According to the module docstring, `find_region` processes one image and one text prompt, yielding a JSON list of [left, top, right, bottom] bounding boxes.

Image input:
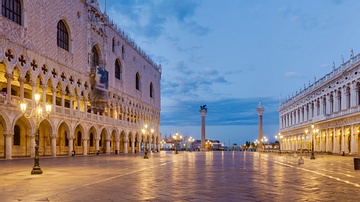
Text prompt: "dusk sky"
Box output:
[[98, 0, 360, 146]]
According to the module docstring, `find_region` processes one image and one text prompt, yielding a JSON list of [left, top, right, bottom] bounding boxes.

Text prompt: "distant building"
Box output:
[[279, 51, 359, 155]]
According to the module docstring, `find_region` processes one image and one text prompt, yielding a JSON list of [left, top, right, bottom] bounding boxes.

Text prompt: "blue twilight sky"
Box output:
[[98, 0, 360, 145]]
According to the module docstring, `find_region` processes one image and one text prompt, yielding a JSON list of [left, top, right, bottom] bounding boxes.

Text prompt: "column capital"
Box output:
[[4, 73, 13, 79], [3, 133, 14, 138]]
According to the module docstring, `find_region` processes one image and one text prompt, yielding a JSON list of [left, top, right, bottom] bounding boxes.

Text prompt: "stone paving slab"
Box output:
[[0, 151, 360, 202]]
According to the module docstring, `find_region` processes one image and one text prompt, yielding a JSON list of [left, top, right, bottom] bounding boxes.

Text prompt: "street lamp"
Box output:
[[188, 137, 194, 152], [20, 93, 52, 175], [254, 139, 259, 151], [305, 124, 318, 160], [141, 124, 154, 159], [261, 136, 268, 151], [206, 140, 211, 150], [161, 139, 166, 151], [173, 131, 182, 154]]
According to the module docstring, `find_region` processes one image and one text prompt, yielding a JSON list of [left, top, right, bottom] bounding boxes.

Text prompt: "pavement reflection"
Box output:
[[0, 151, 359, 201]]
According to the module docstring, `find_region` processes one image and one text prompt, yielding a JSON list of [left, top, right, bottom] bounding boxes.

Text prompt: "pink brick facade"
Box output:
[[0, 0, 161, 159]]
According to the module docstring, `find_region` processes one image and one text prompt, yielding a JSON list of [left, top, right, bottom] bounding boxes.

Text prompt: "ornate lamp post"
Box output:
[[305, 125, 318, 160], [141, 124, 154, 159], [188, 137, 194, 152], [20, 93, 52, 175], [173, 131, 182, 154]]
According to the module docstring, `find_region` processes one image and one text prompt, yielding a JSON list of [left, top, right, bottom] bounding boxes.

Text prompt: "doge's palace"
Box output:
[[279, 50, 360, 156], [0, 0, 161, 159]]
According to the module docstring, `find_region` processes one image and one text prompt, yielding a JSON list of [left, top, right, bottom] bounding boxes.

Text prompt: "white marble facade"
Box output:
[[279, 51, 360, 155]]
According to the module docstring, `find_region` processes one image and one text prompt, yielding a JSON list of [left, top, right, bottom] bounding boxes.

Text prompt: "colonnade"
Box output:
[[280, 125, 360, 155]]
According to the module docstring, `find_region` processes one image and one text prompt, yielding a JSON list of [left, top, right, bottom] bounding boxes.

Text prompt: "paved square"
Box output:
[[1, 152, 360, 201]]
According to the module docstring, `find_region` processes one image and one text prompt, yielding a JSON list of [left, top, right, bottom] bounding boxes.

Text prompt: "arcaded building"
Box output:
[[0, 0, 161, 159], [279, 51, 360, 155]]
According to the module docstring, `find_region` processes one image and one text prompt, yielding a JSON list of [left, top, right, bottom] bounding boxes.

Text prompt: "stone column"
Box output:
[[351, 83, 357, 107], [5, 73, 12, 104], [95, 138, 100, 153], [83, 138, 88, 155], [68, 138, 74, 156], [61, 89, 66, 113], [41, 85, 47, 103], [334, 128, 338, 153], [4, 133, 13, 159], [106, 140, 110, 154], [51, 136, 57, 157], [124, 140, 128, 153], [31, 82, 37, 108], [52, 88, 56, 111], [19, 77, 25, 101], [199, 106, 208, 151], [341, 126, 345, 154], [350, 125, 355, 154], [256, 102, 264, 150], [131, 139, 135, 153], [138, 138, 142, 153], [325, 129, 329, 152], [69, 93, 74, 113], [77, 95, 81, 114], [84, 98, 88, 114]]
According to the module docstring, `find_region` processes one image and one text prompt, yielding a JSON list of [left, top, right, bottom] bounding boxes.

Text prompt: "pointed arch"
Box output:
[[115, 59, 122, 80], [135, 72, 141, 90], [150, 82, 154, 98]]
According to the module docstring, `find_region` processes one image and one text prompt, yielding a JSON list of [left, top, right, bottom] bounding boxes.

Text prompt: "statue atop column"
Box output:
[[256, 101, 264, 151], [199, 105, 207, 151]]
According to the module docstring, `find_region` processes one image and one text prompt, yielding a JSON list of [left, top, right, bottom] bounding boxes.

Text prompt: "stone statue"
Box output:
[[350, 49, 354, 58], [200, 105, 207, 110], [341, 55, 344, 64]]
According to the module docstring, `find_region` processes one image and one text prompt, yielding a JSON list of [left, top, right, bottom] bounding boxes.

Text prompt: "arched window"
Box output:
[[77, 131, 82, 146], [57, 20, 69, 51], [92, 46, 99, 67], [90, 133, 94, 147], [338, 90, 342, 112], [150, 82, 154, 98], [2, 0, 21, 25], [115, 60, 122, 80], [136, 72, 140, 90], [14, 125, 20, 145]]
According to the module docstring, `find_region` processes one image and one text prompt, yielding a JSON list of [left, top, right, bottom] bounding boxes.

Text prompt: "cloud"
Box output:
[[161, 62, 229, 98], [285, 71, 302, 78], [106, 0, 208, 39], [278, 6, 320, 30], [161, 97, 279, 127]]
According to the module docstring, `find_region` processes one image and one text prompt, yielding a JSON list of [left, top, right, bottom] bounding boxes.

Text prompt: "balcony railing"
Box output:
[[1, 97, 139, 128]]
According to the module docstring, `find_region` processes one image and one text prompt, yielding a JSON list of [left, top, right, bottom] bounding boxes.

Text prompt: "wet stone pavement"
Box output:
[[1, 151, 360, 202]]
